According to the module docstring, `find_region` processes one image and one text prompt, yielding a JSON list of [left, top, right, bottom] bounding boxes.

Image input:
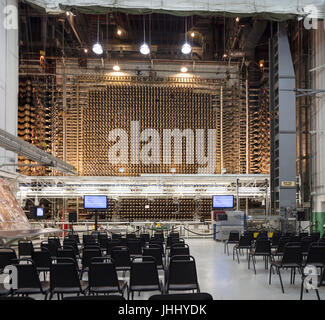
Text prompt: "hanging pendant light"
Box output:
[[140, 15, 150, 55], [181, 17, 192, 55], [92, 16, 103, 55]]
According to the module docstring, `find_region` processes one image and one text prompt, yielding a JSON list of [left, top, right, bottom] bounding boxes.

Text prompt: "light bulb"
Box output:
[[113, 65, 120, 71], [140, 43, 150, 55], [180, 66, 188, 73], [92, 43, 103, 55], [191, 32, 195, 38], [117, 29, 122, 36], [181, 43, 192, 54]]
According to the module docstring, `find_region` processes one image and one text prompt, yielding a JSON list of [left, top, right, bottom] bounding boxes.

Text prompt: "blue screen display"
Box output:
[[36, 207, 44, 217], [84, 195, 107, 209], [212, 195, 234, 209]]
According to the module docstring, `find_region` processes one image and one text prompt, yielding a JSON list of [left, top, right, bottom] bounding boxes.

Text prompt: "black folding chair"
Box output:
[[49, 257, 88, 300], [248, 240, 271, 274], [31, 248, 51, 281], [269, 244, 303, 293], [88, 257, 127, 297], [166, 256, 200, 294], [18, 240, 34, 258], [128, 256, 163, 299], [224, 231, 239, 256], [12, 259, 49, 300]]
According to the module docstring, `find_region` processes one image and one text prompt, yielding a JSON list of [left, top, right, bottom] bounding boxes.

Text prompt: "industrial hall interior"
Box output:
[[0, 0, 325, 302]]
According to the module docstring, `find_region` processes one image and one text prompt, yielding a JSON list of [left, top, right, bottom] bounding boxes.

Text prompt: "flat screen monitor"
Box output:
[[212, 195, 234, 209], [84, 195, 107, 209], [36, 207, 44, 217], [30, 207, 45, 219]]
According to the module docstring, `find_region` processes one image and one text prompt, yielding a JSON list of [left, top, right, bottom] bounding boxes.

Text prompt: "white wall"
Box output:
[[312, 21, 325, 213], [0, 0, 18, 173]]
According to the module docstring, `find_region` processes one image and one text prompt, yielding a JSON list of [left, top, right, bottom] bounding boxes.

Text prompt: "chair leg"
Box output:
[[316, 289, 320, 301], [252, 256, 256, 275], [236, 248, 240, 264], [300, 277, 304, 300], [278, 268, 285, 294], [269, 265, 272, 285], [248, 254, 250, 269]]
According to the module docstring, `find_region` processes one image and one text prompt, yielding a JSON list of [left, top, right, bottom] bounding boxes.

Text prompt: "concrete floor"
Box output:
[[20, 239, 325, 300]]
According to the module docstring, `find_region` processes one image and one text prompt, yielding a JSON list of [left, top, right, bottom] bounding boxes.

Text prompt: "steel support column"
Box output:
[[269, 24, 297, 231]]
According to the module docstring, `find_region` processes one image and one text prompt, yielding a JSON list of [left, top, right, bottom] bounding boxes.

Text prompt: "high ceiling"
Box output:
[[19, 1, 272, 66]]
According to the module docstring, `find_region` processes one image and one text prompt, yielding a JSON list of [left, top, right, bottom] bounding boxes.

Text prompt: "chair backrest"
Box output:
[[142, 248, 163, 266], [130, 257, 160, 287], [106, 239, 121, 255], [153, 232, 164, 241], [88, 257, 120, 289], [0, 248, 17, 270], [281, 245, 303, 265], [167, 256, 199, 288], [63, 239, 79, 255], [140, 233, 150, 243], [18, 240, 34, 257], [83, 234, 98, 245], [254, 240, 271, 253], [82, 248, 102, 268], [149, 241, 164, 252], [170, 247, 190, 259], [276, 238, 291, 253], [50, 258, 81, 290], [31, 248, 51, 269], [68, 233, 80, 244], [301, 237, 314, 253], [228, 231, 240, 242], [170, 241, 186, 248], [111, 247, 131, 268], [127, 240, 142, 255], [310, 232, 320, 243], [48, 237, 61, 249], [112, 233, 122, 241], [306, 245, 325, 265], [14, 259, 43, 291], [126, 233, 136, 240], [238, 236, 252, 247], [58, 246, 77, 262], [99, 234, 109, 249], [169, 232, 179, 239]]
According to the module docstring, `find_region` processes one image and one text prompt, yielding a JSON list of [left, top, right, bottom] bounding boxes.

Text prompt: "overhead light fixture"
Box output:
[[117, 28, 122, 36], [113, 65, 120, 71], [191, 32, 195, 38], [180, 66, 188, 73], [140, 16, 150, 55], [223, 53, 228, 58], [181, 17, 192, 55], [181, 43, 192, 55], [236, 17, 240, 22], [140, 43, 150, 55], [84, 48, 88, 54], [92, 16, 103, 55], [92, 43, 103, 55]]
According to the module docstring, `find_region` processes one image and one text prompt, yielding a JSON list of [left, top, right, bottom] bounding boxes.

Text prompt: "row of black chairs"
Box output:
[[0, 253, 200, 300], [225, 231, 325, 299]]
